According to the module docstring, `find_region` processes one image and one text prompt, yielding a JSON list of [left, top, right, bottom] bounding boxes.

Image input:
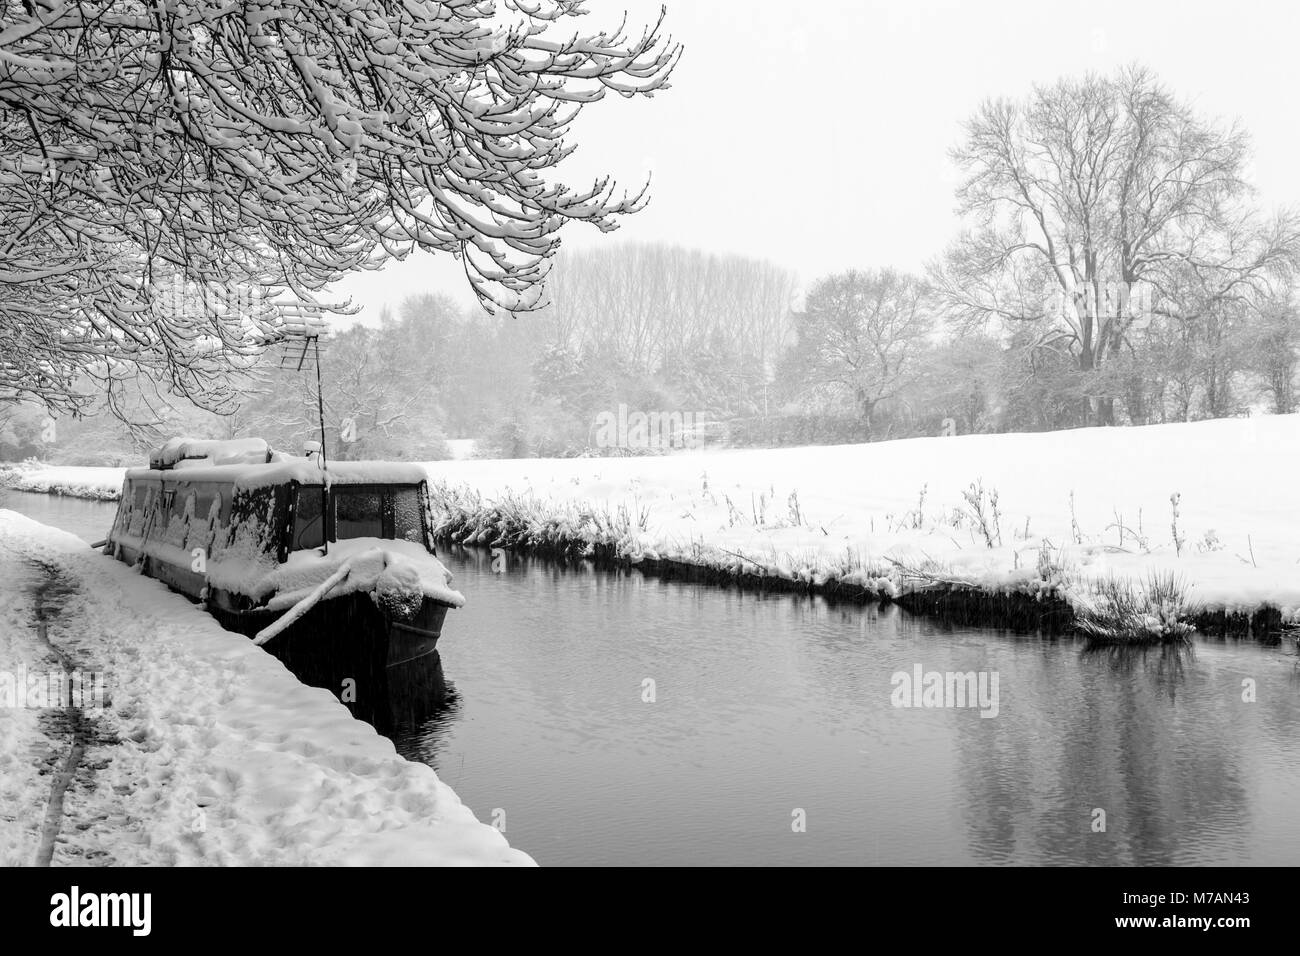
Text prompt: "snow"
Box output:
[[0, 457, 430, 498], [0, 463, 123, 500], [206, 537, 466, 613], [127, 458, 432, 491], [10, 414, 1300, 617], [150, 436, 270, 469], [0, 562, 44, 866], [444, 439, 479, 461], [421, 414, 1300, 620], [0, 511, 532, 867]]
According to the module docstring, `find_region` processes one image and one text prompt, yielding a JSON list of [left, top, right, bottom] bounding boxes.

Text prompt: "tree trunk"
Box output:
[[1078, 337, 1098, 427], [860, 395, 877, 441], [1095, 396, 1116, 426]]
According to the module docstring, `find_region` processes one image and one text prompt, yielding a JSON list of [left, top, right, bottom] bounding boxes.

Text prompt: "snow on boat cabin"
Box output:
[[103, 438, 465, 728]]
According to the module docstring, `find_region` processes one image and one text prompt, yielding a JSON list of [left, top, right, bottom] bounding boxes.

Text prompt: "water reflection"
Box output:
[[398, 543, 1300, 866], [959, 638, 1260, 866], [286, 644, 458, 736], [1079, 640, 1196, 701]]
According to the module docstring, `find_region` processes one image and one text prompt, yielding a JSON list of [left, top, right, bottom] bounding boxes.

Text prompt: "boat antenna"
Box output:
[[269, 304, 334, 554], [309, 333, 328, 556], [272, 307, 331, 465], [312, 335, 328, 475]]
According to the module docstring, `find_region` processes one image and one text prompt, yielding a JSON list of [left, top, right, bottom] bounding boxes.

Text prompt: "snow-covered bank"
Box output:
[[0, 511, 533, 866], [0, 463, 123, 500], [422, 415, 1300, 630]]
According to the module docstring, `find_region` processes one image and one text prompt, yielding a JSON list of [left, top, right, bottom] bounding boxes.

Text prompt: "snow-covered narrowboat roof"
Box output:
[[124, 457, 430, 490], [149, 436, 272, 470], [126, 437, 429, 489]]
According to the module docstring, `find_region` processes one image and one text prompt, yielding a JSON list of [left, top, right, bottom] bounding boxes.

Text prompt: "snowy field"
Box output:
[[0, 512, 532, 866], [5, 415, 1299, 621], [420, 415, 1300, 624]]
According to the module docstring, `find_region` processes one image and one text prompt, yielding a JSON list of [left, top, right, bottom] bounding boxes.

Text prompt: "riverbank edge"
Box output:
[[425, 497, 1288, 644], [5, 472, 1286, 643], [0, 468, 120, 501]]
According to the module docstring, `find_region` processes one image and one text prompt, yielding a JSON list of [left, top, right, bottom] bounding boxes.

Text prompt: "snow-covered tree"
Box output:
[[0, 0, 679, 415], [934, 66, 1299, 426]]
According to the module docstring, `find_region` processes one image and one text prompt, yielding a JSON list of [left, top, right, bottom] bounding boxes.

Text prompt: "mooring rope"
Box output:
[[252, 549, 380, 646]]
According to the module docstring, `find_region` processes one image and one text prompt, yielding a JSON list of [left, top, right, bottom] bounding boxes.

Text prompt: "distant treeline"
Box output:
[[3, 238, 1296, 465]]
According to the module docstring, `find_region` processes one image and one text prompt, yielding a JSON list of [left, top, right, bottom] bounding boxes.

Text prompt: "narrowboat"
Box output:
[[104, 437, 463, 728]]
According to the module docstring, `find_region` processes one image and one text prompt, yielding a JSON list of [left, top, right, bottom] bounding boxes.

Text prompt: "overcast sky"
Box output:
[[331, 0, 1300, 325]]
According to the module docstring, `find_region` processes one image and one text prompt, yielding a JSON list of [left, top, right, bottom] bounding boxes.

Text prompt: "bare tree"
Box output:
[[934, 66, 1299, 425], [784, 269, 933, 437], [0, 0, 680, 416], [541, 242, 798, 374], [1243, 290, 1299, 414]]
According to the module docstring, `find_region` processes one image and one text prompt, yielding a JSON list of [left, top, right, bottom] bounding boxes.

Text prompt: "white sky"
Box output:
[[331, 0, 1300, 324]]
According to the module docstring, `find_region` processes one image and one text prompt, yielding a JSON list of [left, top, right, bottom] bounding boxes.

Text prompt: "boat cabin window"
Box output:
[[293, 485, 326, 550], [192, 490, 217, 527], [331, 484, 427, 546], [286, 483, 429, 551], [391, 487, 425, 543], [334, 488, 384, 540]]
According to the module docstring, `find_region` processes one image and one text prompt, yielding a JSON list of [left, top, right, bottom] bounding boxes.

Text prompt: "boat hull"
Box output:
[[115, 546, 452, 731]]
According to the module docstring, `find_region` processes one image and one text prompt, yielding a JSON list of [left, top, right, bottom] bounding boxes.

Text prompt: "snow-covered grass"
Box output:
[[422, 415, 1300, 641], [0, 511, 532, 866], [1071, 572, 1197, 644]]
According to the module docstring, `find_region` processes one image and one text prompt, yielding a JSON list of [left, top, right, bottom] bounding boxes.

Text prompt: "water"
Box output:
[[1, 490, 114, 544], [7, 489, 1300, 866]]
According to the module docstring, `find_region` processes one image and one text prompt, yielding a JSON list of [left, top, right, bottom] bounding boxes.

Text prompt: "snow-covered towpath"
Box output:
[[0, 511, 532, 866]]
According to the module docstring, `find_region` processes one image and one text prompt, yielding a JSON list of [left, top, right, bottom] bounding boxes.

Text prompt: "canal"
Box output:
[[5, 488, 1299, 866]]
